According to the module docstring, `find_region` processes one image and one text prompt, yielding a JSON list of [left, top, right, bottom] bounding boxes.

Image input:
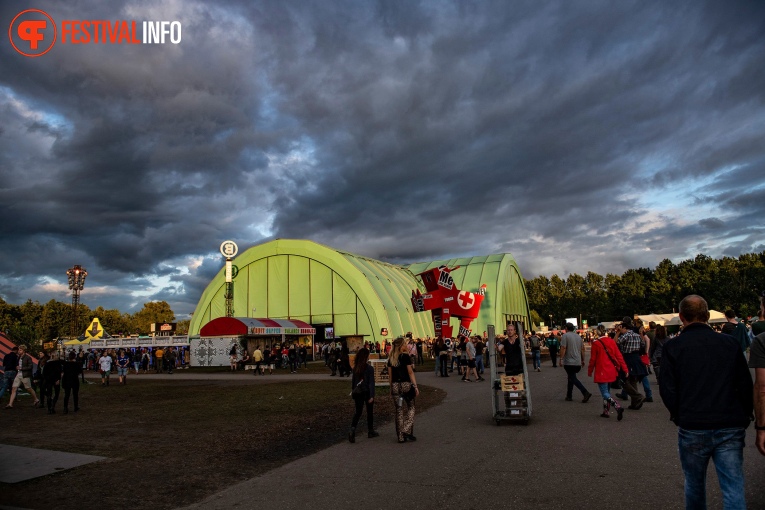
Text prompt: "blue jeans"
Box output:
[[678, 427, 746, 510], [434, 355, 440, 375], [0, 370, 16, 399], [532, 350, 541, 369], [597, 382, 611, 400], [475, 354, 484, 374], [642, 375, 653, 398]]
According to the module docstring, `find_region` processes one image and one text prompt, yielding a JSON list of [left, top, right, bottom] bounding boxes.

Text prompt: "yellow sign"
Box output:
[[84, 318, 109, 339]]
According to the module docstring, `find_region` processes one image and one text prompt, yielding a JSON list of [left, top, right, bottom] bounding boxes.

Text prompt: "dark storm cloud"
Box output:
[[1, 0, 764, 315]]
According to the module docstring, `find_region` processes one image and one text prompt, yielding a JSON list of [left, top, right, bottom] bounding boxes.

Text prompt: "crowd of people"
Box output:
[[342, 293, 765, 510]]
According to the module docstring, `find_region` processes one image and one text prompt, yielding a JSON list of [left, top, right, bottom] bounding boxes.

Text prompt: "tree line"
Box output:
[[525, 252, 765, 328], [0, 298, 189, 349]]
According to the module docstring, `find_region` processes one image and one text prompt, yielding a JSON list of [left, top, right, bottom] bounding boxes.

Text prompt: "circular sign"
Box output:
[[457, 291, 476, 310], [9, 9, 57, 58], [219, 240, 238, 258]]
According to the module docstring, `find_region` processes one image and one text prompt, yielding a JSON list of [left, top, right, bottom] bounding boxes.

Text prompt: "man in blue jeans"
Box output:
[[660, 295, 753, 510]]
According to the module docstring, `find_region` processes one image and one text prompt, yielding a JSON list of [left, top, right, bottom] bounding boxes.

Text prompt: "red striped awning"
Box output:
[[200, 317, 316, 337]]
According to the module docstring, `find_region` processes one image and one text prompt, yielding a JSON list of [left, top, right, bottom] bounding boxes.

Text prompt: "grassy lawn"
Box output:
[[1, 377, 445, 510]]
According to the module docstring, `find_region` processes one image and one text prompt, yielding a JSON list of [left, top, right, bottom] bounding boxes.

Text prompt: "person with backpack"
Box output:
[[546, 333, 560, 368]]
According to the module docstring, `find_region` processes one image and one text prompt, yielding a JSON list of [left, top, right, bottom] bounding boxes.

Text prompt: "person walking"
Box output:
[[348, 347, 379, 443], [615, 318, 646, 410], [99, 350, 113, 386], [474, 336, 485, 376], [155, 347, 164, 373], [62, 351, 81, 414], [546, 333, 560, 368], [0, 346, 19, 402], [228, 345, 237, 371], [462, 336, 482, 382], [253, 346, 263, 375], [388, 337, 419, 443], [7, 345, 39, 408], [42, 354, 63, 414], [660, 295, 753, 509], [116, 348, 130, 385], [529, 331, 542, 372], [588, 325, 626, 420], [648, 325, 668, 384], [500, 325, 524, 376], [436, 338, 449, 377], [76, 349, 87, 382], [165, 347, 177, 374], [750, 291, 765, 457], [560, 323, 592, 403]]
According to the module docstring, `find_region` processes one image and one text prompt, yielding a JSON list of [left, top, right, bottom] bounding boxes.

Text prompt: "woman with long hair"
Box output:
[[348, 347, 379, 443], [388, 337, 419, 443]]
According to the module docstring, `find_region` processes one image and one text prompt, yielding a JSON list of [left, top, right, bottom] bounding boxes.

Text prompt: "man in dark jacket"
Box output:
[[660, 295, 753, 510], [42, 354, 63, 414]]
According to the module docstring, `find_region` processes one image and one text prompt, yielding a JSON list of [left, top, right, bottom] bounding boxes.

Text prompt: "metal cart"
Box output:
[[488, 322, 532, 425]]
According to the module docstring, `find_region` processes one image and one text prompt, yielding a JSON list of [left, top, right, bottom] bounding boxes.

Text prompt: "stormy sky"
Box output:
[[1, 0, 764, 317]]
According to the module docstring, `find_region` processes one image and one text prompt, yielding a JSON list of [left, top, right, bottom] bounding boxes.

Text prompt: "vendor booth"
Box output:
[[192, 317, 316, 367]]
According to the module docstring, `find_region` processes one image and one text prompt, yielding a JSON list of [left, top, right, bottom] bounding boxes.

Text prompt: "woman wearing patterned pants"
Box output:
[[387, 337, 419, 443]]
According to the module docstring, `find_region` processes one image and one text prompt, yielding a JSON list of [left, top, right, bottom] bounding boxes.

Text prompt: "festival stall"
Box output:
[[192, 317, 316, 367]]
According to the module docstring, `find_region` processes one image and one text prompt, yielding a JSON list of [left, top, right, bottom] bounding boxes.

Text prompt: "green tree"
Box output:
[[132, 301, 176, 335], [176, 319, 190, 335]]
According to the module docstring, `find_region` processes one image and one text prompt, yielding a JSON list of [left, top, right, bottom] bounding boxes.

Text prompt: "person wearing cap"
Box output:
[[660, 295, 753, 508]]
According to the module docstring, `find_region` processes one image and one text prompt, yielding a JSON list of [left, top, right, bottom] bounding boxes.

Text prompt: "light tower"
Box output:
[[219, 241, 238, 317], [67, 265, 88, 339]]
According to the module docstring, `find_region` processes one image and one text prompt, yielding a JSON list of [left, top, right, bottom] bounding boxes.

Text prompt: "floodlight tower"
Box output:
[[220, 241, 238, 317], [67, 265, 88, 339]]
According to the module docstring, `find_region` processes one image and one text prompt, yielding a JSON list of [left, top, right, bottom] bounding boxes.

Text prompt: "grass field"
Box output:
[[1, 377, 445, 510]]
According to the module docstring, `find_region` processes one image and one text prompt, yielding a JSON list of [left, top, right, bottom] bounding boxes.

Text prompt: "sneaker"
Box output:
[[368, 430, 380, 438], [599, 412, 609, 418], [644, 397, 653, 402], [617, 407, 624, 421], [565, 396, 573, 401], [582, 392, 592, 403], [477, 377, 485, 381]]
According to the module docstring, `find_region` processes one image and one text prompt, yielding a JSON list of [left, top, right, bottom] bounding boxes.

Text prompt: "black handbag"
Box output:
[[351, 379, 366, 397], [601, 341, 627, 389], [403, 384, 417, 403]]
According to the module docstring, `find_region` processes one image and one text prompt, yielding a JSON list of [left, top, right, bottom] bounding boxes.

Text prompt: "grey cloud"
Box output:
[[1, 0, 765, 316]]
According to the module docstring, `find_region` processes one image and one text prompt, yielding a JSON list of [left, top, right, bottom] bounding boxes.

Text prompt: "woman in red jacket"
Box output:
[[588, 325, 629, 420]]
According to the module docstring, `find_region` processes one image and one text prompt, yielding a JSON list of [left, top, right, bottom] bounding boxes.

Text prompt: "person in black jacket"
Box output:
[[62, 351, 82, 413], [660, 295, 753, 510], [348, 347, 378, 443], [42, 354, 63, 414]]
